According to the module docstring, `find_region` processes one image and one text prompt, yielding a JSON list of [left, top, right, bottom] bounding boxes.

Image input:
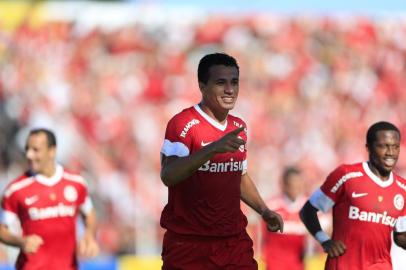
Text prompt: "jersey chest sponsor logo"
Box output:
[[28, 203, 75, 220], [180, 119, 200, 138], [331, 172, 363, 193], [348, 206, 397, 227], [198, 158, 243, 173]]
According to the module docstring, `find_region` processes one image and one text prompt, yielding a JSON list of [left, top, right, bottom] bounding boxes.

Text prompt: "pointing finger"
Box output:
[[228, 126, 245, 136]]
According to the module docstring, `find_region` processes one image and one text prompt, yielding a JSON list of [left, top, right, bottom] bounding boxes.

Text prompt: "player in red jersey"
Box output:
[[0, 128, 99, 270], [300, 121, 406, 270], [160, 53, 284, 269], [261, 166, 308, 270]]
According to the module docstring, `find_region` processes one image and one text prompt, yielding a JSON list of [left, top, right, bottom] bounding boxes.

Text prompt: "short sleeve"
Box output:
[[0, 195, 19, 226], [309, 165, 363, 212], [160, 113, 199, 158]]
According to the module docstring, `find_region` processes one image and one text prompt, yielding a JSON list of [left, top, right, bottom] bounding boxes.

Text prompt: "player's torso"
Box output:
[[327, 163, 406, 269], [175, 106, 247, 196], [333, 165, 405, 235], [15, 179, 81, 233], [162, 106, 248, 236]]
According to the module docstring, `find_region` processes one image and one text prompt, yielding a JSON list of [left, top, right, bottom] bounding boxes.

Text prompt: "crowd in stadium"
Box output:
[[0, 12, 406, 258]]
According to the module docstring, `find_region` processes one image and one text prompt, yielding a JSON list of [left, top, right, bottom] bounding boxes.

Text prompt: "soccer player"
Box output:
[[160, 52, 284, 269], [0, 128, 99, 270], [261, 166, 308, 270], [300, 121, 406, 270]]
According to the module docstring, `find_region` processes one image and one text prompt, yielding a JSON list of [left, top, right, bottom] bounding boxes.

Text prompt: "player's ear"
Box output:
[[49, 146, 57, 159], [198, 82, 206, 93], [365, 143, 371, 155]]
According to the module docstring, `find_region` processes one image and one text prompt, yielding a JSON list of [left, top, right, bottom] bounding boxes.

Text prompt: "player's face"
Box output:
[[199, 65, 239, 114], [25, 133, 56, 175], [283, 174, 303, 201], [367, 130, 400, 176]]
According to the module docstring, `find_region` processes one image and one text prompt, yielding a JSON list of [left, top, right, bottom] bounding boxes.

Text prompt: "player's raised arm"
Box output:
[[160, 127, 245, 187]]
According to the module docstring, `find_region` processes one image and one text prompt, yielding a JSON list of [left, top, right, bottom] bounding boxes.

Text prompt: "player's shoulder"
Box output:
[[62, 168, 87, 187], [227, 113, 247, 128], [169, 106, 197, 123], [393, 173, 406, 192], [332, 162, 364, 175], [3, 171, 35, 198]]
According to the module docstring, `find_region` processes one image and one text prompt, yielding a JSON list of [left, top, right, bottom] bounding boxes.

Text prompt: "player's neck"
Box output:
[[39, 164, 57, 178], [198, 103, 228, 124], [367, 161, 391, 181]]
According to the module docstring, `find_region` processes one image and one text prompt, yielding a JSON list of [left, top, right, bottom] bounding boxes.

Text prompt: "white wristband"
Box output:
[[315, 231, 330, 244]]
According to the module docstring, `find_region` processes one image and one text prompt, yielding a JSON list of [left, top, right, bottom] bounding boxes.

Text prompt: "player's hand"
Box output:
[[78, 232, 99, 258], [22, 234, 43, 254], [262, 208, 284, 233], [211, 127, 245, 153], [321, 239, 346, 258]]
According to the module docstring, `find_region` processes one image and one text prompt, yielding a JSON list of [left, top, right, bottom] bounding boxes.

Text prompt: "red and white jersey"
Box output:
[[160, 105, 248, 237], [262, 194, 308, 270], [309, 162, 406, 270], [0, 165, 93, 270]]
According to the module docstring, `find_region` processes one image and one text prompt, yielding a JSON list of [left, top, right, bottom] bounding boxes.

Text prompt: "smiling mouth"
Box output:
[[222, 97, 235, 103], [383, 158, 397, 167]]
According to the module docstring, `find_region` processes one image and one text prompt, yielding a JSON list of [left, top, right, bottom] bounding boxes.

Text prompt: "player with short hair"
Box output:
[[261, 166, 307, 270], [160, 52, 284, 269], [0, 128, 99, 270], [300, 121, 406, 270]]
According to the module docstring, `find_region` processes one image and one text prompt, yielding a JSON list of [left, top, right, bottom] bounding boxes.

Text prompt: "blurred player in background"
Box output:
[[160, 52, 283, 269], [261, 166, 307, 270], [261, 166, 330, 270], [0, 128, 99, 270], [300, 121, 406, 270]]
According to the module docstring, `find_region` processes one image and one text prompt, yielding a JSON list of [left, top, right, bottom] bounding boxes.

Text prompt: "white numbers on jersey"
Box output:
[[348, 206, 397, 227], [180, 119, 200, 138]]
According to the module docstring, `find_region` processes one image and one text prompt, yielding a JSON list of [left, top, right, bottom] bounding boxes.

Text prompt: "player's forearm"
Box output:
[[394, 231, 406, 249], [83, 209, 97, 237], [240, 173, 267, 215], [160, 145, 217, 187], [299, 201, 323, 237], [0, 224, 24, 248]]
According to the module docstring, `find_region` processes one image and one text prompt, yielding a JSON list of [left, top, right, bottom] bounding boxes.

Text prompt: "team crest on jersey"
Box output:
[[64, 185, 78, 202], [394, 194, 404, 210]]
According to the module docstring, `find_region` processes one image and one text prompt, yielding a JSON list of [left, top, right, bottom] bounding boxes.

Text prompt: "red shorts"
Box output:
[[161, 230, 258, 270]]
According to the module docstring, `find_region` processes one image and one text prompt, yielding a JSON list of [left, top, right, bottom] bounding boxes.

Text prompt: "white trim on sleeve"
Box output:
[[79, 196, 94, 216], [309, 188, 335, 213], [0, 210, 18, 227], [160, 139, 190, 157], [395, 216, 406, 232], [242, 159, 248, 175]]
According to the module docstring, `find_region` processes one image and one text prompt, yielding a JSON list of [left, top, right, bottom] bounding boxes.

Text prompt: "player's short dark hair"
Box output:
[[197, 53, 239, 84], [29, 128, 57, 148], [282, 166, 301, 183], [366, 121, 400, 147]]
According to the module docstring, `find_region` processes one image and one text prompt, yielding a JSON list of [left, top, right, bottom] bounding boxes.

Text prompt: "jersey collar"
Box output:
[[193, 104, 228, 131], [362, 162, 393, 188], [34, 164, 64, 186]]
